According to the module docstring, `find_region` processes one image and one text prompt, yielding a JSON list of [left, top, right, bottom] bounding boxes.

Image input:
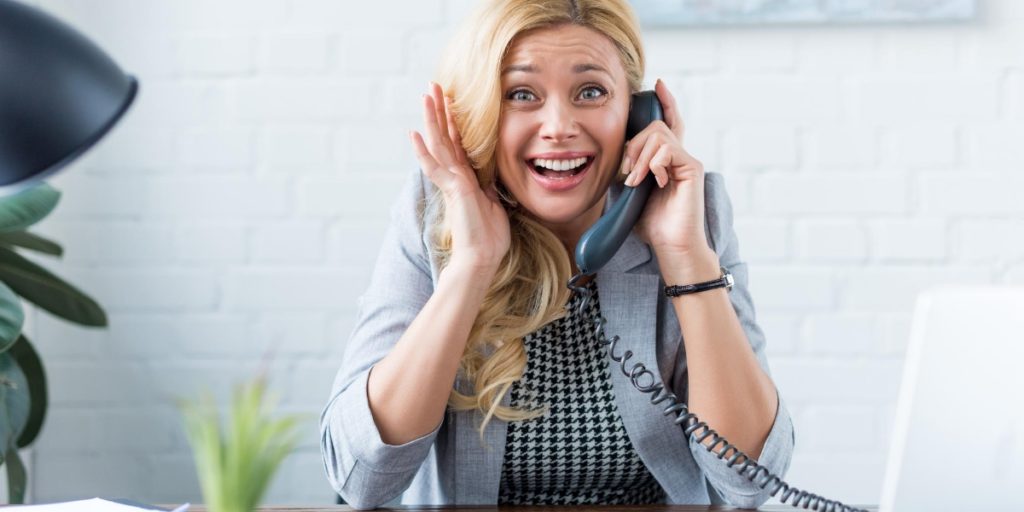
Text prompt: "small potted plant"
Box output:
[[180, 374, 303, 512]]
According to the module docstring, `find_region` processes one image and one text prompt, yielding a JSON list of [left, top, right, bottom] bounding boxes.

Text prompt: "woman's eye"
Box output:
[[579, 86, 606, 101], [508, 89, 536, 101]]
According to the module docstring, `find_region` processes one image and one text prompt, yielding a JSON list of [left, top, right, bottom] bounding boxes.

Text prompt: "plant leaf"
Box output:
[[4, 443, 27, 503], [0, 231, 63, 257], [0, 282, 23, 354], [10, 335, 46, 448], [181, 391, 226, 512], [0, 353, 30, 461], [0, 246, 107, 326], [180, 377, 303, 512], [0, 184, 61, 233]]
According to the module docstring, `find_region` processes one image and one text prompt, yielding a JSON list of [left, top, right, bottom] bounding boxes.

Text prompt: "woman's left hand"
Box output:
[[624, 79, 710, 258]]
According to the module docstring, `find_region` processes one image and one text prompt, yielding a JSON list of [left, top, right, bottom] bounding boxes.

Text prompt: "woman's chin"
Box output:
[[515, 171, 613, 228], [521, 197, 602, 229]]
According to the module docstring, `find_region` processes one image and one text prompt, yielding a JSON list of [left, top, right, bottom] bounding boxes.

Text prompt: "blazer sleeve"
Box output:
[[319, 168, 442, 509], [686, 171, 796, 509]]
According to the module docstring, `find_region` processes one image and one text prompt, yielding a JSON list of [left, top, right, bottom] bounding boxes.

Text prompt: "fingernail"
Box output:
[[620, 156, 631, 175], [657, 174, 666, 187], [626, 172, 637, 187]]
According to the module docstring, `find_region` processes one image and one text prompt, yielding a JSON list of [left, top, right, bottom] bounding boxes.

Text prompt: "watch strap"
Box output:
[[664, 267, 733, 297]]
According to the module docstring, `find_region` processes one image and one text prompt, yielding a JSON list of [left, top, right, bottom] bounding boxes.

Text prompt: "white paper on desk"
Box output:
[[3, 498, 188, 512]]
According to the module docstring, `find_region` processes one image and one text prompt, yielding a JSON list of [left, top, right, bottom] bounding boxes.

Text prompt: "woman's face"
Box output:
[[496, 24, 631, 240]]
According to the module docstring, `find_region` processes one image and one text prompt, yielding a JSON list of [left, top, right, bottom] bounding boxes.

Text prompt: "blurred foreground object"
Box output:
[[880, 287, 1024, 511], [0, 0, 137, 195], [180, 375, 304, 512]]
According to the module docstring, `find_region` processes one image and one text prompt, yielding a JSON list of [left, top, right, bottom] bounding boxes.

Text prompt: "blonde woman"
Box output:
[[321, 0, 793, 508]]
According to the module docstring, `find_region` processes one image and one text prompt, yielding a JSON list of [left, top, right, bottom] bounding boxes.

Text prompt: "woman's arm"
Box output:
[[369, 80, 511, 444], [323, 83, 510, 508], [657, 249, 778, 459], [368, 81, 512, 446], [321, 169, 490, 509], [321, 240, 499, 509], [367, 259, 496, 445], [661, 172, 795, 508]]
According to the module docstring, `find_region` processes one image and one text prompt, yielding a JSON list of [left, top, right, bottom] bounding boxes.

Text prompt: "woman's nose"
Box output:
[[538, 100, 579, 143]]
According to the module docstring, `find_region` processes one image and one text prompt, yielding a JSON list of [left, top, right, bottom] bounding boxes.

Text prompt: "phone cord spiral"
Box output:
[[567, 273, 867, 512]]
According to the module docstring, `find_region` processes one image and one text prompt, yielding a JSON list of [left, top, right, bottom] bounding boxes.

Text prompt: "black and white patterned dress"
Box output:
[[497, 279, 665, 505]]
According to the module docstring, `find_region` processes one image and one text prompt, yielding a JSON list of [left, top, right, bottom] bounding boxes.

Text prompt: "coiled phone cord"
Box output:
[[567, 273, 867, 512]]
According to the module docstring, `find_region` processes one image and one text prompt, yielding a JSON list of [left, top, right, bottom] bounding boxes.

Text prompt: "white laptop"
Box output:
[[880, 286, 1024, 512]]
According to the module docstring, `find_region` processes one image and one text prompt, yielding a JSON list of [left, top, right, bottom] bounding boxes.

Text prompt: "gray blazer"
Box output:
[[320, 168, 795, 510]]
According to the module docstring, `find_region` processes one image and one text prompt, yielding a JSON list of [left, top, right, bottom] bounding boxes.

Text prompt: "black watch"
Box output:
[[664, 267, 734, 297]]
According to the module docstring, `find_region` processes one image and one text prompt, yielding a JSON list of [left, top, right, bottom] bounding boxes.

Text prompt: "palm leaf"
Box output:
[[0, 353, 29, 464], [4, 444, 27, 504], [0, 184, 61, 233], [0, 246, 106, 326], [10, 335, 46, 448], [0, 231, 63, 257], [0, 282, 23, 354]]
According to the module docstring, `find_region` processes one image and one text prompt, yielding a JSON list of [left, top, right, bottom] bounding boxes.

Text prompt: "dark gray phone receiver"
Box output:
[[573, 90, 663, 275]]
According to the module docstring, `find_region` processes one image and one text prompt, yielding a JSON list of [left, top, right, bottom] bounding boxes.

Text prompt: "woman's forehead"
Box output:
[[502, 24, 624, 76]]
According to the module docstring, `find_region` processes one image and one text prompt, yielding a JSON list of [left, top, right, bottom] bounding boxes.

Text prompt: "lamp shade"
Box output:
[[0, 0, 137, 194]]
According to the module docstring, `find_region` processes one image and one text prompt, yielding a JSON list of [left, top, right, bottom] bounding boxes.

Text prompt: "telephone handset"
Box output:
[[566, 91, 864, 512], [573, 90, 662, 275]]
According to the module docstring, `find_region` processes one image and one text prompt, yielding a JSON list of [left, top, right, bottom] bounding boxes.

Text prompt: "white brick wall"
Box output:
[[18, 0, 1024, 506]]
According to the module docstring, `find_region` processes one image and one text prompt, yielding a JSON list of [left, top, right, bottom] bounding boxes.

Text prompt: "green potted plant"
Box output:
[[0, 184, 107, 503], [180, 374, 303, 512]]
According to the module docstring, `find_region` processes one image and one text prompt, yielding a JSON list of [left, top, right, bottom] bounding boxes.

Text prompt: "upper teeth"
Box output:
[[532, 157, 588, 171]]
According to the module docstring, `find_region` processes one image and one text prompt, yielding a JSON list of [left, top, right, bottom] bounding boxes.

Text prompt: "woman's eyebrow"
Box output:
[[572, 63, 611, 77], [501, 62, 612, 77], [502, 64, 537, 75]]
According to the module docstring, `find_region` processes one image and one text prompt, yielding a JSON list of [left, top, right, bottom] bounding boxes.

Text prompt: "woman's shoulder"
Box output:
[[702, 171, 736, 256], [384, 168, 444, 281], [703, 171, 729, 210], [388, 167, 442, 228]]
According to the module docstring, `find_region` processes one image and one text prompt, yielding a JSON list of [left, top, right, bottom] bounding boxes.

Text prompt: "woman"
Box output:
[[320, 0, 794, 508]]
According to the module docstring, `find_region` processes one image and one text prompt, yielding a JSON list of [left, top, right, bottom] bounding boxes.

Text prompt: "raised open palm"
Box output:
[[409, 82, 511, 273]]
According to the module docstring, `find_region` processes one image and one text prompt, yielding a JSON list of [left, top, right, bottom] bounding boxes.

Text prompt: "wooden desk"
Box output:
[[184, 506, 878, 511]]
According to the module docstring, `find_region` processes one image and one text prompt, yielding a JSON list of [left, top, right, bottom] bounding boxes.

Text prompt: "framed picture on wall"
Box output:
[[630, 0, 977, 26]]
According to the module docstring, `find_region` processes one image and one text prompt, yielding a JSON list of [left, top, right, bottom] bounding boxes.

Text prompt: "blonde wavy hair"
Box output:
[[431, 0, 645, 434]]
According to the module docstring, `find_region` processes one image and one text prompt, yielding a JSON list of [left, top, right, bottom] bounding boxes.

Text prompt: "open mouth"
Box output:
[[528, 156, 594, 179]]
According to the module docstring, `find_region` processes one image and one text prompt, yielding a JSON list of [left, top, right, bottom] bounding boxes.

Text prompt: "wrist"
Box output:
[[655, 247, 720, 285], [443, 257, 500, 282]]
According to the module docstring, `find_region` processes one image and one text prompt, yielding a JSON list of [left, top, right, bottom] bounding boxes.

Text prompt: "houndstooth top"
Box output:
[[497, 278, 666, 505]]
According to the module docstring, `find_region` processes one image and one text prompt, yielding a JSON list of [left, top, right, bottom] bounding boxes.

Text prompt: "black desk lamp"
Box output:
[[0, 0, 138, 195]]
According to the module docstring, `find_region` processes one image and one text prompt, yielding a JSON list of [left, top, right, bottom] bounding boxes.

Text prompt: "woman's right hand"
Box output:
[[410, 82, 511, 275]]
